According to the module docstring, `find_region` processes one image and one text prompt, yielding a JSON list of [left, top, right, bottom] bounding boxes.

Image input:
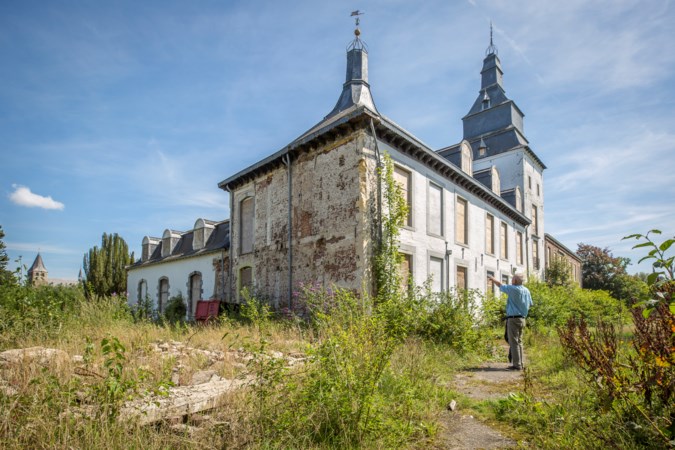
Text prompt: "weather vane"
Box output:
[[486, 20, 498, 55], [351, 10, 364, 27]]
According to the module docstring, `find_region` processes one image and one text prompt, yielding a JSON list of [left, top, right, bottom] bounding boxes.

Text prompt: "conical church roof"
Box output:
[[28, 253, 47, 274]]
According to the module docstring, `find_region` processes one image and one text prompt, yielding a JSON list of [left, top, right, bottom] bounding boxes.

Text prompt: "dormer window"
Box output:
[[142, 236, 159, 262], [491, 166, 501, 195], [162, 229, 181, 258], [460, 141, 473, 176], [193, 218, 215, 251], [478, 138, 487, 157], [482, 90, 491, 110]]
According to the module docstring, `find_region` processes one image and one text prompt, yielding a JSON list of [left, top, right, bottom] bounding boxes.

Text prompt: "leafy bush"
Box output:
[[555, 230, 675, 447], [0, 283, 86, 343], [163, 293, 187, 324], [527, 281, 625, 329], [413, 288, 490, 355]]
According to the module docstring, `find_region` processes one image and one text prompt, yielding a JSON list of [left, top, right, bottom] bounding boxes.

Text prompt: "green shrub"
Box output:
[[163, 293, 187, 324]]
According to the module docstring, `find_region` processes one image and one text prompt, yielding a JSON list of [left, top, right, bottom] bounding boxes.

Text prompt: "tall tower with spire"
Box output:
[[28, 253, 48, 286], [324, 12, 378, 119], [461, 26, 547, 275]]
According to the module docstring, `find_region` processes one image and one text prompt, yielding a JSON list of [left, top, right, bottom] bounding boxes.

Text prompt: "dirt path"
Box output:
[[434, 359, 523, 449]]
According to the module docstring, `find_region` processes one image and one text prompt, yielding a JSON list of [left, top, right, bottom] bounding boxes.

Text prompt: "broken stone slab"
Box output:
[[120, 377, 249, 425], [0, 347, 70, 369]]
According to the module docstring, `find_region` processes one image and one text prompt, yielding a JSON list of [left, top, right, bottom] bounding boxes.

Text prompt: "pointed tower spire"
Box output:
[[28, 253, 48, 286], [325, 11, 378, 119]]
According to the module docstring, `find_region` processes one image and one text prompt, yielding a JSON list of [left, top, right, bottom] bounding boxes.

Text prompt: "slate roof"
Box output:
[[217, 30, 531, 227], [28, 253, 47, 273], [129, 220, 230, 270]]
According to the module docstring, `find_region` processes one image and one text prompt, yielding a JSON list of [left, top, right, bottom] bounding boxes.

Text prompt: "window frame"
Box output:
[[393, 165, 413, 228], [485, 213, 495, 255], [455, 196, 469, 247], [427, 181, 444, 238]]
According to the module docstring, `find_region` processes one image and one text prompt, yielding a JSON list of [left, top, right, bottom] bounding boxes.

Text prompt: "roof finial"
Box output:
[[486, 21, 498, 56], [348, 10, 367, 51]]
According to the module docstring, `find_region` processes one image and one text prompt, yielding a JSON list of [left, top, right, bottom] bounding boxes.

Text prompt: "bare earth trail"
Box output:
[[434, 359, 524, 449]]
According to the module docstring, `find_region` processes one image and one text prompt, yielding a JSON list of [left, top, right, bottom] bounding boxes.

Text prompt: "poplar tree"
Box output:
[[83, 232, 135, 298], [0, 226, 14, 285]]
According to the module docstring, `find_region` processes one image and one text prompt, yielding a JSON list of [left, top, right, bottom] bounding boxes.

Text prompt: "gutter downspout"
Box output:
[[369, 119, 383, 244], [282, 152, 293, 310]]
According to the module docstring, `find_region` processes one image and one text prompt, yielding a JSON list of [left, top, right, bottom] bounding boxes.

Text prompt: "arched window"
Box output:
[[239, 266, 253, 296], [188, 272, 202, 318], [158, 277, 169, 313], [137, 279, 147, 305], [240, 197, 254, 254]]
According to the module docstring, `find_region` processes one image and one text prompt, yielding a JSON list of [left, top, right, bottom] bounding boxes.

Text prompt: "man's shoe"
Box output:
[[507, 366, 523, 371]]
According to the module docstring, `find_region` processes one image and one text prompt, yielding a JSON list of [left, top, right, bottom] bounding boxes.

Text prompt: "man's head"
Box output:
[[513, 274, 524, 285]]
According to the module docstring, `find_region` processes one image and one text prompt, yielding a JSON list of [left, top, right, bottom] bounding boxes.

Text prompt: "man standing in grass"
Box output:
[[489, 274, 533, 370]]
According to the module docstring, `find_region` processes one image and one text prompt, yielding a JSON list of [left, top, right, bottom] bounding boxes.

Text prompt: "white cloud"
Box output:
[[5, 242, 77, 254], [9, 185, 65, 210]]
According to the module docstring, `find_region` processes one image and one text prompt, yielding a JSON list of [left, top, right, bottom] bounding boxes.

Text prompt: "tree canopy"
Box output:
[[0, 226, 14, 285], [83, 232, 134, 298]]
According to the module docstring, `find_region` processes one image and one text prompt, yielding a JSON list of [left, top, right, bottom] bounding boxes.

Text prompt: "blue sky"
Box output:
[[2, 0, 674, 280]]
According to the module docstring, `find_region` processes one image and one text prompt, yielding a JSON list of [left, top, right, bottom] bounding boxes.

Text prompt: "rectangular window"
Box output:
[[429, 256, 444, 293], [428, 182, 443, 236], [528, 175, 532, 189], [533, 241, 540, 270], [456, 266, 468, 290], [502, 274, 510, 285], [531, 205, 539, 236], [537, 183, 540, 197], [500, 222, 508, 259], [516, 231, 523, 265], [399, 253, 413, 291], [240, 197, 255, 254], [394, 166, 412, 227], [456, 197, 468, 245], [486, 214, 495, 254], [487, 270, 496, 294], [239, 266, 253, 293]]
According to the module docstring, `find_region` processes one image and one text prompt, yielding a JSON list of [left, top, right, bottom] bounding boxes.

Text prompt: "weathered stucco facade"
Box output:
[[224, 128, 380, 307], [127, 25, 560, 315]]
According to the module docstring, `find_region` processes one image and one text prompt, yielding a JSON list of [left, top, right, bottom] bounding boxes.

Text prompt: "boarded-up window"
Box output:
[[429, 256, 444, 293], [456, 197, 468, 245], [189, 273, 202, 317], [486, 214, 495, 254], [159, 278, 169, 313], [428, 183, 443, 236], [239, 266, 253, 294], [516, 231, 523, 265], [399, 253, 413, 291], [138, 280, 147, 305], [533, 241, 540, 270], [531, 205, 539, 236], [456, 266, 468, 290], [240, 197, 254, 254], [500, 222, 508, 259], [487, 270, 496, 294], [394, 166, 412, 226]]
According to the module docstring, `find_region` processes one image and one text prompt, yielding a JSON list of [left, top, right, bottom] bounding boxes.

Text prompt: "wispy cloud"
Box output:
[[9, 185, 65, 210], [6, 242, 77, 254]]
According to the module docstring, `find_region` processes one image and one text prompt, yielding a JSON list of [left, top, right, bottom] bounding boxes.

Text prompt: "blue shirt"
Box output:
[[500, 285, 533, 317]]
